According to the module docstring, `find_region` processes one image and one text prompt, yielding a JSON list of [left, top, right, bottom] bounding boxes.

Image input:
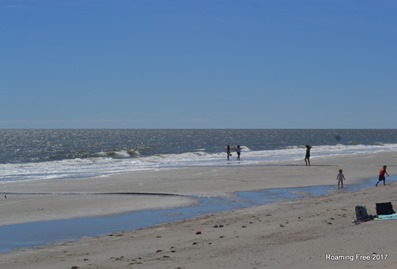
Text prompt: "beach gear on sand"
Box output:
[[376, 202, 395, 215], [375, 202, 397, 220], [354, 203, 397, 223], [355, 205, 370, 221], [376, 213, 397, 220]]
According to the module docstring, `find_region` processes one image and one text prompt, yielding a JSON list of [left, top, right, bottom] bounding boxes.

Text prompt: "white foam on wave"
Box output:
[[113, 150, 130, 158], [1, 143, 397, 183]]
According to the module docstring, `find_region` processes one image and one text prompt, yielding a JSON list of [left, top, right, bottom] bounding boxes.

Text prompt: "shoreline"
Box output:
[[1, 151, 397, 227], [2, 176, 393, 254], [1, 151, 397, 268], [1, 181, 397, 268]]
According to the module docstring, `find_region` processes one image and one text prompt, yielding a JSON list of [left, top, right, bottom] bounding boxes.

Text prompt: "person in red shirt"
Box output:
[[376, 165, 390, 187]]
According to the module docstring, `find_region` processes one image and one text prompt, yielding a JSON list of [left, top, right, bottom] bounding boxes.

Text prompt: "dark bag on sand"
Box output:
[[376, 202, 396, 215], [355, 205, 369, 221]]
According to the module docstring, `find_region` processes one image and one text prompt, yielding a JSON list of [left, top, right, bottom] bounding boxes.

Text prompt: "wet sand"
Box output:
[[1, 152, 397, 268]]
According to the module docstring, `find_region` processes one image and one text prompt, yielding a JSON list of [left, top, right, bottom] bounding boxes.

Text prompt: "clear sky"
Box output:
[[1, 0, 396, 129]]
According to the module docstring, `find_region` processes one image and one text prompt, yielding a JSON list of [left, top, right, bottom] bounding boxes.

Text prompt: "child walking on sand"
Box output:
[[336, 169, 345, 188], [375, 165, 389, 187]]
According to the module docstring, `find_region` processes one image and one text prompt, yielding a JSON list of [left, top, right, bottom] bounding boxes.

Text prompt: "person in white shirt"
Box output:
[[236, 145, 241, 161], [336, 169, 346, 188]]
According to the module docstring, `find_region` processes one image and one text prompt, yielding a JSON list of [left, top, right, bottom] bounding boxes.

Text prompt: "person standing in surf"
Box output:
[[376, 165, 389, 187], [336, 169, 345, 188], [304, 145, 312, 166], [226, 145, 231, 161], [236, 145, 242, 161]]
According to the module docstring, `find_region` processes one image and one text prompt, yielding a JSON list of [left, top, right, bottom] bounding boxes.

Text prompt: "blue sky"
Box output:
[[1, 0, 396, 128]]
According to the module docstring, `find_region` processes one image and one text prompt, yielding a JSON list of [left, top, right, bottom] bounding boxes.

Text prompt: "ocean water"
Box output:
[[1, 129, 397, 183], [2, 129, 397, 253]]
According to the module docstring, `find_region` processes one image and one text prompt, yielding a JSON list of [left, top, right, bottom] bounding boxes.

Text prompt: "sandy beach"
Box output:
[[1, 152, 397, 268]]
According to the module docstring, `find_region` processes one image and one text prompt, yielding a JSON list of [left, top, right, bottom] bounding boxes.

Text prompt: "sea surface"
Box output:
[[1, 129, 397, 183]]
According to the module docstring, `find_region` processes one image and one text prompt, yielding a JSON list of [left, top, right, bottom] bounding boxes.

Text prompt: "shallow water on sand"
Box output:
[[0, 176, 396, 254]]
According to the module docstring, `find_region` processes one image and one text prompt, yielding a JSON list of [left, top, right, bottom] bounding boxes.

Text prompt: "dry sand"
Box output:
[[1, 152, 397, 268]]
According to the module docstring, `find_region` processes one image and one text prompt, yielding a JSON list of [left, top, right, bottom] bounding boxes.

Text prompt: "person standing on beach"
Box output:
[[336, 169, 345, 188], [376, 165, 389, 187], [227, 145, 231, 161], [304, 145, 312, 166], [236, 145, 241, 161]]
